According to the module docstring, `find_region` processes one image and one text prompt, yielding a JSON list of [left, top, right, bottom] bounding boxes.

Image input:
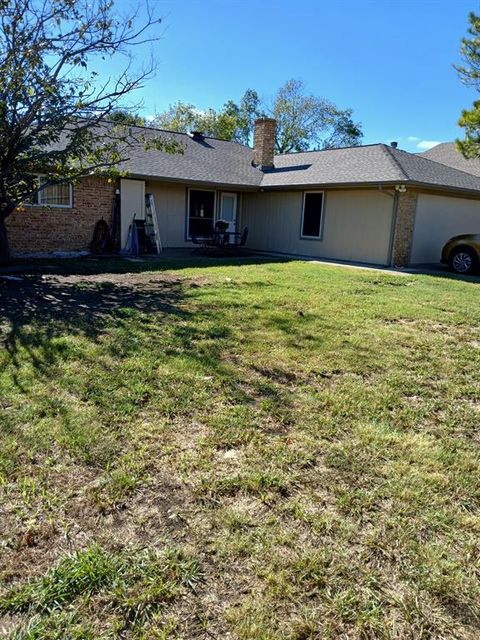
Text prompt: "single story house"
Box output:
[[7, 119, 480, 266]]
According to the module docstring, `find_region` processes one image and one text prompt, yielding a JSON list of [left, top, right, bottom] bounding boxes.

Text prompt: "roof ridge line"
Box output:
[[418, 141, 451, 154], [273, 142, 385, 158], [101, 119, 254, 148], [381, 144, 410, 181], [413, 149, 480, 181]]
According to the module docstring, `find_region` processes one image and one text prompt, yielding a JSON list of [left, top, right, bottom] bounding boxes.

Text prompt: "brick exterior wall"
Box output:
[[6, 176, 116, 255], [253, 118, 276, 168], [391, 190, 418, 267]]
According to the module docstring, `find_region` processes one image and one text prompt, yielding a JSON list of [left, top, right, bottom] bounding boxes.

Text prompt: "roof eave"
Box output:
[[121, 172, 480, 197], [260, 179, 480, 196], [406, 180, 480, 197], [259, 180, 403, 191], [126, 173, 262, 191]]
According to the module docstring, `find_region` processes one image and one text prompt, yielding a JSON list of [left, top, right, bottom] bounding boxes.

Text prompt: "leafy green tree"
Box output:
[[456, 12, 480, 157], [236, 89, 263, 145], [153, 101, 199, 133], [198, 105, 239, 140], [319, 108, 363, 150], [153, 100, 241, 140], [109, 110, 147, 126], [272, 79, 362, 153], [152, 82, 361, 152], [0, 0, 175, 262], [218, 100, 243, 141]]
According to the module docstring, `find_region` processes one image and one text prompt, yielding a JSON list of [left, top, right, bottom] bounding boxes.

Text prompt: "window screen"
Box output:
[[302, 192, 323, 238]]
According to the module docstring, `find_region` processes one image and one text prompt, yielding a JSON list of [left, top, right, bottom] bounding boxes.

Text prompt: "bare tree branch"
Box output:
[[0, 0, 179, 261]]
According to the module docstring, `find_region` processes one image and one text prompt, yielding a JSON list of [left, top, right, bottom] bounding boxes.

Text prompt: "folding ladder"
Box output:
[[144, 193, 162, 254]]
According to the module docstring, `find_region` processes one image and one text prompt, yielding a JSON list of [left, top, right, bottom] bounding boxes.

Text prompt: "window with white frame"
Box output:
[[31, 178, 73, 208], [301, 191, 324, 238]]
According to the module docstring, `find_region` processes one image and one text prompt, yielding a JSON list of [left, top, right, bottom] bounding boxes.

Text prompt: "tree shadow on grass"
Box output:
[[0, 273, 190, 389], [0, 260, 303, 419], [1, 253, 293, 278]]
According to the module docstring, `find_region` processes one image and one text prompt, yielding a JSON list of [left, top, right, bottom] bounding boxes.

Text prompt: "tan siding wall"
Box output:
[[242, 189, 394, 265], [120, 179, 145, 249], [146, 181, 190, 247], [146, 182, 243, 248], [411, 193, 480, 264]]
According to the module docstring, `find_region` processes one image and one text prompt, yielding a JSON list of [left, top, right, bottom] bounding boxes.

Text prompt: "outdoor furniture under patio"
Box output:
[[211, 226, 248, 249], [191, 234, 215, 247], [191, 226, 249, 254]]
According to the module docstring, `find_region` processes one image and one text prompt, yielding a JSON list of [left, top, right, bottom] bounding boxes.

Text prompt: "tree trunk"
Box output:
[[0, 216, 11, 265]]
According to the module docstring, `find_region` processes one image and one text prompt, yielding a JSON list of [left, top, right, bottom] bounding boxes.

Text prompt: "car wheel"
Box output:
[[449, 247, 477, 274]]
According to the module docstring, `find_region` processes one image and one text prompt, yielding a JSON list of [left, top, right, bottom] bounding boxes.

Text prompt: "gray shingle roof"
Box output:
[[119, 127, 262, 187], [70, 124, 480, 194], [420, 142, 480, 177], [260, 143, 480, 193], [262, 145, 401, 187], [387, 145, 480, 192]]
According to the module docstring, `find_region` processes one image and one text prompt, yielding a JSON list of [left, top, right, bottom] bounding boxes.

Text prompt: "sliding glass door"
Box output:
[[188, 189, 215, 237]]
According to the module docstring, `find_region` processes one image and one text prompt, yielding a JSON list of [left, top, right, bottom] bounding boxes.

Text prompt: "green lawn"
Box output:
[[1, 256, 479, 639]]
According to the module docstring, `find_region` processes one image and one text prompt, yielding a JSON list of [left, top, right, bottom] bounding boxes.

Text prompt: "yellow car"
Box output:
[[441, 234, 480, 274]]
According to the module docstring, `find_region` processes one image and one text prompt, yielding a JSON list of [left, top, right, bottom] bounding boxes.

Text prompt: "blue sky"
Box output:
[[111, 0, 480, 152]]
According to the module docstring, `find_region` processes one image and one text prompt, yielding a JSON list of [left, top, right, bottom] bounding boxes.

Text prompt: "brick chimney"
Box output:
[[253, 118, 276, 169]]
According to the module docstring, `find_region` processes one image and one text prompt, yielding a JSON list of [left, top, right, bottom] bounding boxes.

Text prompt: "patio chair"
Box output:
[[230, 226, 248, 248], [238, 226, 248, 247]]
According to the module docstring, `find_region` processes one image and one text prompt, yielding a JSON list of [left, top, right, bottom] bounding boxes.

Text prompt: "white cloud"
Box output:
[[386, 137, 443, 151], [416, 140, 442, 150]]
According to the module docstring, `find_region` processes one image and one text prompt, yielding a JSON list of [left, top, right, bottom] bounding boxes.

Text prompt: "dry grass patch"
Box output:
[[1, 256, 480, 638]]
